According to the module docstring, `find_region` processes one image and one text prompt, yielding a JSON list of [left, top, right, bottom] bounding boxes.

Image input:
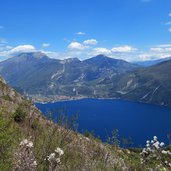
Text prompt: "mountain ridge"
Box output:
[[1, 52, 171, 106], [0, 52, 137, 98]]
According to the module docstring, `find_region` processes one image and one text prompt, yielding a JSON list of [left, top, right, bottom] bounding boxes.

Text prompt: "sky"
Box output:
[[0, 0, 171, 61]]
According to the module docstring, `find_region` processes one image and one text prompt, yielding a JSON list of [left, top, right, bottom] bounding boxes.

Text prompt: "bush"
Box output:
[[0, 110, 20, 170], [13, 106, 27, 122]]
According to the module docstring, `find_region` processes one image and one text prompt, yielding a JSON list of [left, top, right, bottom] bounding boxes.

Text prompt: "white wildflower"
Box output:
[[161, 150, 168, 155], [153, 136, 157, 141], [20, 139, 29, 146], [47, 147, 64, 170], [160, 142, 165, 147], [151, 140, 154, 144], [153, 141, 160, 149], [165, 161, 168, 164], [27, 142, 33, 148], [55, 147, 64, 156], [147, 147, 151, 151], [56, 158, 61, 164], [48, 153, 55, 161], [33, 161, 37, 166], [146, 144, 150, 147], [146, 140, 150, 144]]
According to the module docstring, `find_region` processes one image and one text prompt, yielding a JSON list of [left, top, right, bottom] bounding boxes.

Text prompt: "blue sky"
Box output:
[[0, 0, 171, 61]]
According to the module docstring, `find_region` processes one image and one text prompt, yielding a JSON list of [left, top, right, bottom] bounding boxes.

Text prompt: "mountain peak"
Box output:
[[16, 51, 48, 59]]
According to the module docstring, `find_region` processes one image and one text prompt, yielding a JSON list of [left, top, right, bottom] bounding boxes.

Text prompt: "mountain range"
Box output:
[[133, 57, 171, 67], [0, 52, 171, 106]]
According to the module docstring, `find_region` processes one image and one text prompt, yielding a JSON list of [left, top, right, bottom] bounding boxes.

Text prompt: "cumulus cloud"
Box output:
[[111, 45, 137, 53], [0, 44, 36, 58], [1, 42, 171, 62], [137, 44, 171, 61], [42, 43, 50, 48], [76, 32, 86, 35], [10, 45, 36, 54], [83, 39, 98, 45], [68, 41, 88, 50], [92, 48, 112, 55]]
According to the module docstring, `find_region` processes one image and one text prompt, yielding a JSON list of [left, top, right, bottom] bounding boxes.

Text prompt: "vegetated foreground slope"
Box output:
[[0, 76, 171, 170], [0, 76, 127, 170]]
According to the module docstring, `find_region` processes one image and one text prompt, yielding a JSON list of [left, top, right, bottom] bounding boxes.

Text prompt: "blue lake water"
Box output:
[[35, 98, 171, 147]]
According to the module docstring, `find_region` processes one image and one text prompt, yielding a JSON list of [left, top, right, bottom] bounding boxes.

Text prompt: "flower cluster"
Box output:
[[14, 138, 37, 171], [46, 147, 64, 170], [19, 139, 34, 148], [140, 136, 171, 168]]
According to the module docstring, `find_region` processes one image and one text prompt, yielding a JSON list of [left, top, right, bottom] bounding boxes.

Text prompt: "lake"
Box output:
[[35, 98, 171, 147]]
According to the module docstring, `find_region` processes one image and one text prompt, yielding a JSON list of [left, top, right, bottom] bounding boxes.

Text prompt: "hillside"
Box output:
[[1, 76, 171, 170], [0, 75, 125, 170], [114, 60, 171, 106]]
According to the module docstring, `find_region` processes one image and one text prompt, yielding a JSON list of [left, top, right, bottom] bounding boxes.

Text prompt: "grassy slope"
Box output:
[[0, 76, 171, 171]]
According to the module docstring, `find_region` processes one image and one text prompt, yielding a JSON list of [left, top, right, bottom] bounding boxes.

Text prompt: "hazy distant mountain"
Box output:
[[0, 52, 137, 98], [112, 60, 171, 106], [133, 57, 171, 67]]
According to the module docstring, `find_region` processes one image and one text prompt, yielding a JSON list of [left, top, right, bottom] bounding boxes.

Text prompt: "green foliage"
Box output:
[[83, 130, 95, 138], [2, 95, 12, 101], [13, 106, 27, 122], [107, 129, 120, 147], [0, 109, 21, 170]]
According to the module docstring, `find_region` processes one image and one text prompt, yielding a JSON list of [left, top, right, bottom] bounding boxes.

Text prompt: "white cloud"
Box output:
[[2, 41, 171, 62], [169, 13, 171, 17], [76, 32, 86, 35], [168, 28, 171, 32], [83, 39, 98, 45], [42, 43, 50, 48], [68, 41, 88, 50], [0, 44, 36, 59], [157, 44, 171, 48], [92, 48, 112, 55], [111, 45, 137, 53], [10, 45, 36, 54], [0, 45, 12, 52], [150, 47, 171, 52], [136, 45, 171, 61]]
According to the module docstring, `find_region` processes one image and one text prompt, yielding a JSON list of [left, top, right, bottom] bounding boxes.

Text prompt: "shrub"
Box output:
[[0, 110, 20, 170], [13, 106, 27, 122]]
